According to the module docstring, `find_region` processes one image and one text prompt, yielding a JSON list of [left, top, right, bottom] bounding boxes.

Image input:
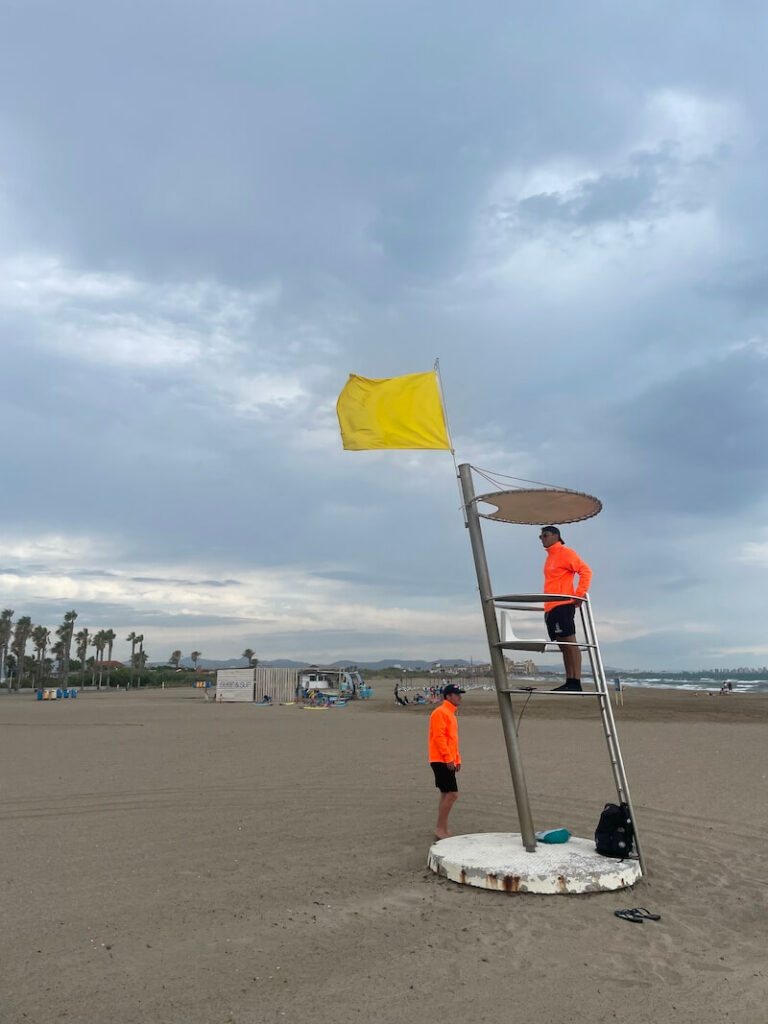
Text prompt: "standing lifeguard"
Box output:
[[428, 684, 465, 839], [540, 526, 592, 692]]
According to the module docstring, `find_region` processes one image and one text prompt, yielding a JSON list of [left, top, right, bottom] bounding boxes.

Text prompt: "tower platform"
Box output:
[[428, 833, 642, 894]]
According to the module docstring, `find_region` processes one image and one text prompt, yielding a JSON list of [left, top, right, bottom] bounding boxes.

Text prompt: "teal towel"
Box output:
[[536, 828, 571, 844]]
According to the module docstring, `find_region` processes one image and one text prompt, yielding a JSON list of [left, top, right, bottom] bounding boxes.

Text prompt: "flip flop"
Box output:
[[614, 909, 644, 923], [630, 907, 661, 920]]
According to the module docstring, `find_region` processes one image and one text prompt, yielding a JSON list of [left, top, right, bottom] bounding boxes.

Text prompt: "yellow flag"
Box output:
[[336, 371, 451, 450]]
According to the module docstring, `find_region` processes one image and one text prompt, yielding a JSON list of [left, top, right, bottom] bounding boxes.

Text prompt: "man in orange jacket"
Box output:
[[540, 526, 592, 692], [428, 683, 464, 839]]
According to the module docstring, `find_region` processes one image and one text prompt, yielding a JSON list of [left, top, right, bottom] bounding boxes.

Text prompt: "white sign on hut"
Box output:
[[215, 668, 255, 702]]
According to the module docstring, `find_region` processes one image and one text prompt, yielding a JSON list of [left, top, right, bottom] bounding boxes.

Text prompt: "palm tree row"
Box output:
[[0, 609, 149, 691], [166, 649, 258, 669], [0, 608, 258, 690], [169, 650, 203, 670]]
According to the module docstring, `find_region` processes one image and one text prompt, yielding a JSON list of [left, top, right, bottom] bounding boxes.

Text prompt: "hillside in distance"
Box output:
[[158, 657, 474, 671]]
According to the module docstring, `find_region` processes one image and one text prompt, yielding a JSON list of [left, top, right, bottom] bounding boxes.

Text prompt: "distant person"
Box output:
[[428, 684, 465, 839], [539, 526, 592, 692], [394, 683, 408, 706]]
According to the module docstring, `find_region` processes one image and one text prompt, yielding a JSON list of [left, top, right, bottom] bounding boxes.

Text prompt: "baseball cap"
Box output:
[[442, 684, 465, 696], [540, 525, 564, 542]]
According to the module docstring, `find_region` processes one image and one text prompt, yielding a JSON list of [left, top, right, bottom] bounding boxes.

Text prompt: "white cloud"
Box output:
[[0, 533, 116, 564], [0, 530, 484, 661], [56, 315, 204, 368], [708, 644, 768, 659], [640, 89, 749, 161], [217, 372, 309, 417], [475, 206, 721, 303], [737, 541, 768, 567], [469, 87, 744, 299], [0, 255, 137, 309], [0, 243, 344, 431]]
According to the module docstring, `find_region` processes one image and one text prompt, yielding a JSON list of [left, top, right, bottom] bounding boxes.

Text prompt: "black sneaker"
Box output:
[[552, 680, 582, 692]]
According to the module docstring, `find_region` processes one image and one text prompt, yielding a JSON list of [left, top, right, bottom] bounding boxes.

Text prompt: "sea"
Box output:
[[616, 676, 768, 694], [514, 671, 768, 694]]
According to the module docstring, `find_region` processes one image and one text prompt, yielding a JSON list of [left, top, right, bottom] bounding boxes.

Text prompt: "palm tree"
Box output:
[[75, 628, 89, 687], [169, 650, 182, 668], [55, 610, 78, 687], [135, 635, 144, 686], [91, 630, 107, 689], [11, 616, 33, 690], [31, 625, 51, 685], [89, 632, 99, 688], [51, 640, 65, 680], [126, 632, 138, 688], [103, 629, 117, 687], [0, 609, 14, 688], [190, 651, 201, 671]]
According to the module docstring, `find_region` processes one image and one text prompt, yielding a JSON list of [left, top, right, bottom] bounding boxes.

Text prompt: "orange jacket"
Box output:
[[543, 543, 592, 612], [428, 700, 461, 764]]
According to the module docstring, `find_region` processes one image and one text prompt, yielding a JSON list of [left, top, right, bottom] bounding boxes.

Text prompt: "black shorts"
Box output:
[[545, 602, 576, 641], [431, 762, 458, 793]]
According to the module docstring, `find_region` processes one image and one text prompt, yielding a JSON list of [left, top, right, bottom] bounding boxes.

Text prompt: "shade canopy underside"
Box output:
[[476, 488, 602, 525]]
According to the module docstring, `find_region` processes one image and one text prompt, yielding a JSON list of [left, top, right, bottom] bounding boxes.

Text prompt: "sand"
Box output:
[[1, 683, 766, 1024]]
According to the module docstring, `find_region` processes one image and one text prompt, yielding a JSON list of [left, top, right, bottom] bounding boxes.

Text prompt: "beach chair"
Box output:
[[496, 609, 547, 652]]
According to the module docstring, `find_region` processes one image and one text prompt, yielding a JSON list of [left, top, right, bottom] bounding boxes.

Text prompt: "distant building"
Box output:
[[504, 657, 537, 676]]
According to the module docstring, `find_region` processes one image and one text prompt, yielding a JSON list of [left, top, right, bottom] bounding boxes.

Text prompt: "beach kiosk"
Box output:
[[427, 465, 644, 894], [214, 666, 301, 704]]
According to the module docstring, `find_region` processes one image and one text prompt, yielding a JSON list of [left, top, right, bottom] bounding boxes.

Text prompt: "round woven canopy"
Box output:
[[476, 487, 602, 525]]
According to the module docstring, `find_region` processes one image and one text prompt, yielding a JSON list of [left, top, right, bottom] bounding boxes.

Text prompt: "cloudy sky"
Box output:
[[2, 1, 767, 670]]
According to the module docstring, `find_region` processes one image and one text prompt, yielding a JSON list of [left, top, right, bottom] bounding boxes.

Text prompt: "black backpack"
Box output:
[[595, 802, 634, 860]]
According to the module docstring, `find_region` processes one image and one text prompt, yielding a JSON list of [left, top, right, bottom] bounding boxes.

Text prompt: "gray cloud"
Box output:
[[2, 2, 768, 667], [512, 151, 671, 230], [586, 345, 768, 518]]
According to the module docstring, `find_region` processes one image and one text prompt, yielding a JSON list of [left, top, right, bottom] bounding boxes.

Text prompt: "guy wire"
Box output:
[[514, 687, 535, 735]]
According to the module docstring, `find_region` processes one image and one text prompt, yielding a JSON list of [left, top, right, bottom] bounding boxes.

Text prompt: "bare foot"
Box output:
[[434, 830, 453, 840]]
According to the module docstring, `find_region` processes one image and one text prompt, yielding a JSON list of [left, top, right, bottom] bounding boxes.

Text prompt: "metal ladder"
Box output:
[[492, 592, 645, 872]]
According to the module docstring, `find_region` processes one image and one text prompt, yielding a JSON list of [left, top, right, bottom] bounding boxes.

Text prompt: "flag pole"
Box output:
[[434, 358, 467, 526], [433, 358, 455, 453]]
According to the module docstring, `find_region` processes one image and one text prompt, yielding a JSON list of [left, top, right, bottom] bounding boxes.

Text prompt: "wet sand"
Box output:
[[1, 684, 766, 1024]]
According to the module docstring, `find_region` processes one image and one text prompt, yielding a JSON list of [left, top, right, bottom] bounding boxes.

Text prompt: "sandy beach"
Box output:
[[1, 684, 766, 1024]]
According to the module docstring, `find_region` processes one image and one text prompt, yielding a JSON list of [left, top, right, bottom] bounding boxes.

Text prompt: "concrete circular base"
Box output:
[[428, 833, 642, 894]]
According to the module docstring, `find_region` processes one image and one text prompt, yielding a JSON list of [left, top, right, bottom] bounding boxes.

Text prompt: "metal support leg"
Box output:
[[458, 464, 537, 852]]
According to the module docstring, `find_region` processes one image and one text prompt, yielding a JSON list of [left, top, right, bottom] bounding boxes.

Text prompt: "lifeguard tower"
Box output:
[[428, 464, 644, 894]]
